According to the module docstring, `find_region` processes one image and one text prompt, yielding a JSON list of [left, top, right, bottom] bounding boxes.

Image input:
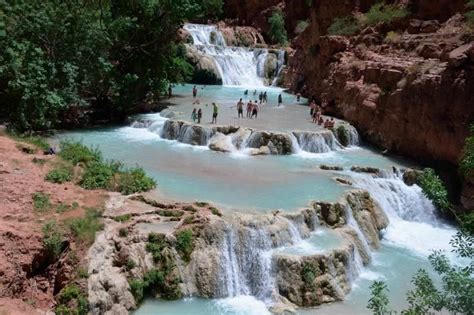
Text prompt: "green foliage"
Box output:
[[129, 278, 145, 303], [56, 202, 77, 214], [295, 20, 309, 34], [80, 161, 114, 190], [268, 10, 288, 45], [328, 16, 360, 36], [0, 0, 210, 132], [384, 31, 401, 44], [117, 166, 156, 195], [368, 224, 473, 314], [460, 124, 474, 177], [418, 168, 451, 212], [113, 213, 132, 222], [67, 208, 104, 244], [209, 206, 222, 217], [466, 0, 474, 26], [176, 229, 193, 262], [194, 202, 209, 207], [367, 281, 391, 315], [336, 125, 350, 147], [146, 233, 166, 262], [301, 263, 316, 286], [126, 259, 136, 271], [77, 267, 89, 279], [364, 2, 409, 25], [10, 134, 50, 151], [119, 227, 129, 238], [56, 284, 88, 315], [59, 141, 102, 166], [33, 192, 51, 211], [45, 166, 72, 184], [42, 221, 63, 262]]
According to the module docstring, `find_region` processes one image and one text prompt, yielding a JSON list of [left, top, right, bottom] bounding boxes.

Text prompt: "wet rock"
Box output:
[[320, 165, 343, 171], [350, 166, 380, 175], [314, 202, 346, 227], [208, 133, 234, 153], [334, 177, 352, 186], [402, 168, 422, 186], [185, 46, 222, 85]]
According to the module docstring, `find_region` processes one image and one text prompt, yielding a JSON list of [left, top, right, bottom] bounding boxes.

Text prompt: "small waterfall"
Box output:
[[271, 50, 286, 86], [293, 131, 343, 153], [345, 204, 372, 260], [184, 23, 285, 86], [346, 125, 360, 146]]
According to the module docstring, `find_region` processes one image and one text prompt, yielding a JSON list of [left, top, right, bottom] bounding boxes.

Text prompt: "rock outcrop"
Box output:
[[185, 46, 223, 85], [284, 2, 474, 165]]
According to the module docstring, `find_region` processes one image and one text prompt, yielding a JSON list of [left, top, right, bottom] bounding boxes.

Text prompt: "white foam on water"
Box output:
[[118, 126, 162, 142], [215, 295, 271, 315]]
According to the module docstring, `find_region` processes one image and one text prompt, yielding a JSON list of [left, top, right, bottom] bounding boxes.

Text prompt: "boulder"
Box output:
[[208, 133, 235, 153], [448, 42, 473, 68]]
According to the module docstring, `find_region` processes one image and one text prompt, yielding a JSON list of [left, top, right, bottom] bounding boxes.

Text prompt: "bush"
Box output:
[[56, 285, 88, 315], [33, 192, 51, 211], [364, 2, 409, 25], [268, 10, 288, 45], [328, 16, 360, 36], [126, 259, 137, 270], [367, 281, 391, 314], [384, 31, 401, 43], [67, 208, 104, 244], [336, 125, 350, 147], [42, 221, 63, 262], [117, 167, 156, 195], [45, 166, 73, 184], [113, 213, 132, 222], [418, 168, 450, 212], [295, 20, 309, 34], [175, 229, 193, 262], [129, 279, 145, 303], [301, 263, 317, 286], [59, 141, 102, 166], [119, 228, 129, 237], [77, 267, 89, 278], [209, 206, 222, 217], [80, 161, 114, 190], [146, 233, 166, 262], [460, 124, 474, 177]]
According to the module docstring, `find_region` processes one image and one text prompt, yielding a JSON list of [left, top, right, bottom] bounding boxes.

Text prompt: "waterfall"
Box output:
[[292, 130, 343, 153], [271, 50, 286, 86], [184, 23, 285, 86], [348, 171, 456, 257]]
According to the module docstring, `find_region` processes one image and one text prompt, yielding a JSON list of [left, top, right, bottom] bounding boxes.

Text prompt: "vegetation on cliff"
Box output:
[[0, 0, 222, 132], [268, 9, 288, 45]]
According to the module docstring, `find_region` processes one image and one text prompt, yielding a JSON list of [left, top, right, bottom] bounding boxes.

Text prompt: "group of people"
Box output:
[[235, 98, 260, 119], [309, 99, 335, 128], [191, 102, 219, 124]]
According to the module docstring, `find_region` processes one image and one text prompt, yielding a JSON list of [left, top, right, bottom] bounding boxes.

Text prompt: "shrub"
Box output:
[[68, 208, 104, 244], [295, 20, 309, 34], [194, 202, 209, 207], [129, 279, 145, 303], [80, 161, 114, 190], [59, 141, 102, 166], [119, 228, 129, 237], [42, 221, 63, 262], [183, 205, 197, 212], [460, 124, 474, 177], [33, 192, 51, 211], [364, 2, 409, 25], [209, 206, 222, 217], [418, 168, 450, 212], [77, 267, 89, 278], [367, 281, 391, 314], [146, 233, 166, 262], [336, 125, 350, 147], [268, 10, 288, 45], [175, 229, 193, 262], [126, 259, 137, 270], [183, 215, 194, 225], [117, 167, 156, 195], [56, 285, 88, 315], [384, 31, 401, 43], [328, 16, 359, 36], [301, 263, 317, 286], [113, 214, 132, 222], [45, 167, 73, 184]]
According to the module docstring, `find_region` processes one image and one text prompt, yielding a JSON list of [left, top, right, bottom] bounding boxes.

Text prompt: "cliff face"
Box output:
[[284, 0, 474, 165]]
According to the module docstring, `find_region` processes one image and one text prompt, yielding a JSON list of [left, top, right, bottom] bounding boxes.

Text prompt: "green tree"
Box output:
[[268, 10, 288, 45]]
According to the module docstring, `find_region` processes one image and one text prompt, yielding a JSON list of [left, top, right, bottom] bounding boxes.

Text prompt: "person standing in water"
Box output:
[[237, 98, 244, 118], [192, 85, 197, 98], [168, 85, 172, 98], [191, 108, 197, 122], [309, 100, 316, 117], [259, 92, 263, 104], [278, 93, 282, 106], [251, 101, 259, 119], [197, 108, 202, 124], [246, 100, 253, 118], [212, 102, 219, 124], [263, 91, 267, 103]]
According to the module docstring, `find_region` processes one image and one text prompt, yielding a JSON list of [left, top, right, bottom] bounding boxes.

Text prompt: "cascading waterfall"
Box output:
[[184, 23, 285, 86], [292, 131, 343, 153], [271, 50, 286, 86]]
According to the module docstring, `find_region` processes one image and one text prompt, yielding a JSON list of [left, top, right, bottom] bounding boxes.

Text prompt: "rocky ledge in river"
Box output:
[[133, 118, 359, 155], [87, 187, 388, 314]]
